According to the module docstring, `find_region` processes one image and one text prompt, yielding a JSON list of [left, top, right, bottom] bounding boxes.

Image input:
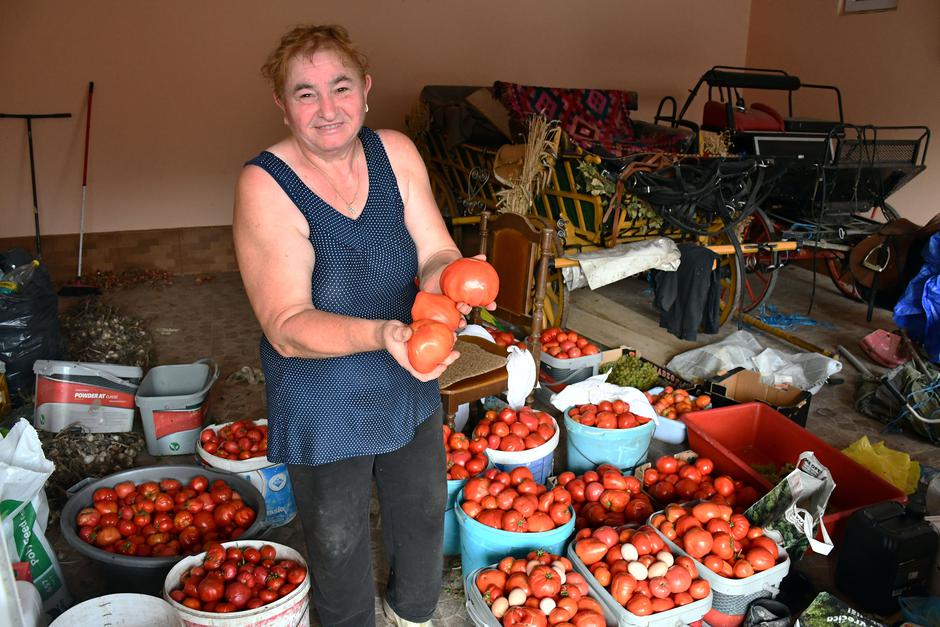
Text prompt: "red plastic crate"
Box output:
[[681, 402, 907, 543]]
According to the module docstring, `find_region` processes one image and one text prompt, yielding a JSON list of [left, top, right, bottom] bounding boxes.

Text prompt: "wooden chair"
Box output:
[[439, 211, 556, 428]]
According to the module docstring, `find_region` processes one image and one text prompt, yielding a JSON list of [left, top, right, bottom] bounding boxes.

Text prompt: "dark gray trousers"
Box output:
[[288, 409, 446, 626]]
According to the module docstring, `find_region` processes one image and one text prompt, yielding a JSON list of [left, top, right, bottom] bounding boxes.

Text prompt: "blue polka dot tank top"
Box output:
[[245, 127, 442, 466]]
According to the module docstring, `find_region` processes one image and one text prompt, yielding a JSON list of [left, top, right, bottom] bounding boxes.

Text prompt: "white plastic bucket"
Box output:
[[32, 360, 142, 433], [164, 540, 310, 627], [49, 593, 182, 626], [196, 420, 297, 527], [483, 417, 560, 485], [136, 359, 218, 456]]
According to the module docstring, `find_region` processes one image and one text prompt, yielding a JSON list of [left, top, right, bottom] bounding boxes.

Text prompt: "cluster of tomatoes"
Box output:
[[566, 400, 653, 430], [573, 524, 711, 617], [482, 326, 527, 350], [199, 420, 268, 460], [645, 387, 711, 421], [556, 466, 654, 531], [539, 327, 600, 360], [167, 543, 307, 613], [408, 258, 499, 373], [475, 550, 606, 627], [443, 425, 488, 481], [642, 455, 760, 511], [651, 502, 783, 579], [471, 407, 556, 453], [74, 476, 256, 557], [460, 467, 572, 532]]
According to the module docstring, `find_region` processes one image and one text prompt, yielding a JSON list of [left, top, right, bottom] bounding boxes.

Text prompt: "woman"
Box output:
[[233, 24, 471, 627]]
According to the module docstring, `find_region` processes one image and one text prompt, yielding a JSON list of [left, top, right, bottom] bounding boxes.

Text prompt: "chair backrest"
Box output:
[[476, 211, 555, 366]]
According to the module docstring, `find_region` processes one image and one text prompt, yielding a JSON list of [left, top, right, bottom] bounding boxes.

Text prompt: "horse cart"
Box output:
[[655, 66, 931, 314], [413, 71, 928, 334]]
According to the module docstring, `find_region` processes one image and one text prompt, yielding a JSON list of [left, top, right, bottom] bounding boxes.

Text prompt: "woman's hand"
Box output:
[[381, 320, 461, 382]]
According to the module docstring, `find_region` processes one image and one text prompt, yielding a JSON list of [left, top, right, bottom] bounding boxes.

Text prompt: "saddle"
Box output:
[[849, 213, 940, 290]]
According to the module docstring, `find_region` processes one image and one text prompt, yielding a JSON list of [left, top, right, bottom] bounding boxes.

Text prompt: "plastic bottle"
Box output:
[[0, 260, 39, 295]]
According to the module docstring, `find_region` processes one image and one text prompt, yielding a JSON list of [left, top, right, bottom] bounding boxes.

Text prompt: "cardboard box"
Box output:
[[704, 367, 812, 427]]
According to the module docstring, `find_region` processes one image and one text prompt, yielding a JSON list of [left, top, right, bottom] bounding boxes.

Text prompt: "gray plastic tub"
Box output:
[[60, 464, 267, 595], [136, 359, 219, 456]]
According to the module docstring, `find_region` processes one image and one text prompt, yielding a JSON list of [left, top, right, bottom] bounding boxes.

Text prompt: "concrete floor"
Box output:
[[47, 263, 938, 625]]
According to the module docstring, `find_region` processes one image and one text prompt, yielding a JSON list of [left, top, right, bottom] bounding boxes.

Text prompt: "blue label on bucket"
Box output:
[[240, 464, 297, 527]]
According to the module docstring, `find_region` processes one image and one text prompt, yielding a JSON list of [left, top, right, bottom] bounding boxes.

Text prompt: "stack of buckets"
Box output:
[[563, 406, 657, 474], [136, 359, 219, 456], [454, 418, 576, 575], [196, 419, 297, 527]]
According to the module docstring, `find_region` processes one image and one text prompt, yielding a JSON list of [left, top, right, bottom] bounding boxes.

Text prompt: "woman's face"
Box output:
[[278, 47, 371, 157]]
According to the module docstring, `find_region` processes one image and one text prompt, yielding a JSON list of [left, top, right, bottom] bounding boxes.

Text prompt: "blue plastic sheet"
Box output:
[[894, 233, 940, 363]]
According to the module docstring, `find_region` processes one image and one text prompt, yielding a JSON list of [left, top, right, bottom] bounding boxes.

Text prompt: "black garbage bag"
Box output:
[[0, 249, 64, 404], [743, 599, 790, 627]]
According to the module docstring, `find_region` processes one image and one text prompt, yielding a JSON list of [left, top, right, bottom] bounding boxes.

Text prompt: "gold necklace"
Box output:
[[297, 142, 361, 213]]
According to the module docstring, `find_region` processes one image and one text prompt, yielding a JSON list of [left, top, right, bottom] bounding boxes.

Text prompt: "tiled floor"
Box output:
[[48, 264, 938, 624]]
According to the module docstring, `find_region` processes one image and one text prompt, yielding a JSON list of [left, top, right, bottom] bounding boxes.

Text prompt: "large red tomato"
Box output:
[[411, 291, 462, 330], [440, 258, 499, 307], [502, 607, 547, 627], [407, 320, 455, 373]]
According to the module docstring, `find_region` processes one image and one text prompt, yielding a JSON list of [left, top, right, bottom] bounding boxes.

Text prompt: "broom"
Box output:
[[59, 81, 101, 297]]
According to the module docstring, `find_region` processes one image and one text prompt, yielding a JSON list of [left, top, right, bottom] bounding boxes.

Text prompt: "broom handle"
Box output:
[[78, 81, 94, 278]]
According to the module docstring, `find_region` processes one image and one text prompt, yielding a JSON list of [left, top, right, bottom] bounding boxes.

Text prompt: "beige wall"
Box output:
[[747, 0, 939, 225], [0, 0, 751, 239]]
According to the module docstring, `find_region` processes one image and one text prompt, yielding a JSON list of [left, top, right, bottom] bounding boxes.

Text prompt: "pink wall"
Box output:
[[0, 0, 751, 238], [746, 0, 939, 225]]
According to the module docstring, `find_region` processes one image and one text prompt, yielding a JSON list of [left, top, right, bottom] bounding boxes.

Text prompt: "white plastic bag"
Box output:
[[505, 345, 537, 410], [548, 373, 659, 422], [666, 330, 841, 393], [0, 418, 71, 620]]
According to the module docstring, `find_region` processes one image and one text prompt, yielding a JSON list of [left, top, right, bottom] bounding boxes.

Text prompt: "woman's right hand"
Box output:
[[381, 320, 460, 382]]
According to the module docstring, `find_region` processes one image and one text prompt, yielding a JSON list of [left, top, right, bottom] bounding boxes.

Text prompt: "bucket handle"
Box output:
[[193, 358, 220, 396], [66, 476, 97, 498], [49, 363, 140, 389]]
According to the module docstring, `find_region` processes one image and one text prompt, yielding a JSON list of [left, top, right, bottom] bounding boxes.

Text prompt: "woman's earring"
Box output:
[[365, 104, 369, 113]]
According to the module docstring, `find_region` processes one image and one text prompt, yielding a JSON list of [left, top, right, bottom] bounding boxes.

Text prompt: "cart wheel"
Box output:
[[739, 208, 779, 312], [826, 256, 863, 301], [542, 270, 569, 329]]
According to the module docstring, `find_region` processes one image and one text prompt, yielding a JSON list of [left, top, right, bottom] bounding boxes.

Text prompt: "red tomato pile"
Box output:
[[199, 420, 268, 460], [475, 550, 606, 626], [651, 503, 784, 579], [573, 524, 711, 616], [642, 455, 761, 510], [556, 465, 654, 530], [539, 327, 600, 360], [645, 387, 711, 421], [566, 400, 652, 430], [73, 476, 256, 557], [443, 425, 488, 481], [460, 467, 572, 532], [471, 407, 556, 453], [483, 326, 527, 350], [167, 543, 307, 613]]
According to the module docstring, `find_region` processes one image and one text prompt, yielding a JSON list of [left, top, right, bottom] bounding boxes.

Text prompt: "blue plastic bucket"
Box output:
[[444, 477, 467, 556], [454, 488, 575, 577], [563, 408, 656, 474], [484, 418, 560, 485]]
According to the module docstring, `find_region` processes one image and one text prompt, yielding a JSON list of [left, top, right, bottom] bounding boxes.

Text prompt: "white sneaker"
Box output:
[[382, 598, 432, 627]]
